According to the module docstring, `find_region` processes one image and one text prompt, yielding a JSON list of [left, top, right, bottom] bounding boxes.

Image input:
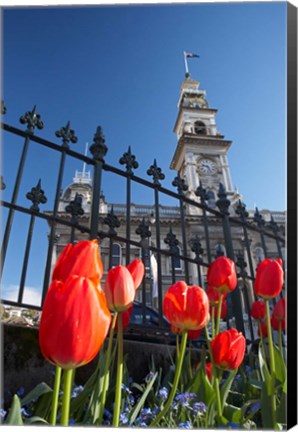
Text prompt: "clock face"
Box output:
[[198, 158, 217, 175]]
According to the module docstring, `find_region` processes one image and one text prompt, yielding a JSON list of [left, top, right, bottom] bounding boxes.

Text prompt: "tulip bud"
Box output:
[[250, 300, 266, 320], [104, 266, 136, 312], [254, 258, 284, 299], [207, 256, 237, 294], [211, 329, 246, 370], [163, 281, 210, 331]]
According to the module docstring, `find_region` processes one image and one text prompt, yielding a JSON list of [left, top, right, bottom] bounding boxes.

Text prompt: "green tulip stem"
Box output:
[[278, 321, 283, 358], [265, 300, 276, 377], [60, 368, 74, 426], [211, 306, 215, 339], [112, 311, 123, 427], [50, 365, 61, 426], [149, 330, 188, 427], [176, 333, 180, 360], [98, 312, 118, 425], [215, 369, 223, 421], [215, 293, 223, 336]]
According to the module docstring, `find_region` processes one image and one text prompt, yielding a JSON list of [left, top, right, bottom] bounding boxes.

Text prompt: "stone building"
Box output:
[[50, 75, 286, 333]]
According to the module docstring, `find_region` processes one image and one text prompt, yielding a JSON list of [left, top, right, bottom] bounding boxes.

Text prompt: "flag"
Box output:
[[185, 52, 200, 58], [150, 253, 158, 298]]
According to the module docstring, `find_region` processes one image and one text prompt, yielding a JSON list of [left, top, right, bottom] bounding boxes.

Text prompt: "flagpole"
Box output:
[[183, 51, 189, 76]]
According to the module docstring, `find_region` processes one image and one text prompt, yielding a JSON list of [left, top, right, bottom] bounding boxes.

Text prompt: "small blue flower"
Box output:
[[249, 402, 261, 414], [69, 418, 76, 425], [103, 408, 113, 419], [152, 406, 160, 415], [178, 420, 192, 428], [227, 421, 241, 429], [193, 401, 207, 415], [0, 409, 7, 420], [120, 412, 129, 424], [145, 371, 155, 383], [245, 365, 251, 376], [20, 407, 30, 417], [71, 385, 83, 398], [121, 383, 132, 394], [158, 386, 168, 400], [175, 392, 196, 407], [129, 394, 135, 405], [16, 387, 25, 397], [141, 407, 152, 417]]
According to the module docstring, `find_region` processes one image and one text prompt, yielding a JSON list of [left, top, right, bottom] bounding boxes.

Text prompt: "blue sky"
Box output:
[[1, 2, 287, 302]]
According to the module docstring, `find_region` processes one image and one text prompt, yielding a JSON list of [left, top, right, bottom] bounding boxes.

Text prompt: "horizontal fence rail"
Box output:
[[0, 107, 286, 345]]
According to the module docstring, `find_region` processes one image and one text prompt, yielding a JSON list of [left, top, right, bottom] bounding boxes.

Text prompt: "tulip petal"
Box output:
[[126, 259, 145, 289]]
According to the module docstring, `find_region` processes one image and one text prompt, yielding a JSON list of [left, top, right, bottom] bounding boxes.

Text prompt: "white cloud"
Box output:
[[1, 284, 41, 307]]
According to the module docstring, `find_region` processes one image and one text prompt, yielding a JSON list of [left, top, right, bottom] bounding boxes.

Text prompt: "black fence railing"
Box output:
[[0, 105, 286, 346]]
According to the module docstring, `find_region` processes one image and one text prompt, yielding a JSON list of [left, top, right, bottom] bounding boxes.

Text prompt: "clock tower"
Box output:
[[170, 75, 240, 211]]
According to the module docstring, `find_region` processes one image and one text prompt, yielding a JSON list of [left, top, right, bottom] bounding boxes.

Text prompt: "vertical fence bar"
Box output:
[[1, 106, 44, 273], [104, 206, 121, 270], [216, 183, 245, 336], [65, 193, 84, 244], [42, 122, 77, 302], [89, 127, 107, 240], [172, 174, 190, 284], [196, 182, 212, 264], [190, 235, 204, 287], [236, 200, 256, 281], [254, 208, 268, 257], [136, 218, 152, 323], [147, 160, 165, 326], [19, 180, 47, 304], [164, 226, 178, 285], [119, 146, 139, 265]]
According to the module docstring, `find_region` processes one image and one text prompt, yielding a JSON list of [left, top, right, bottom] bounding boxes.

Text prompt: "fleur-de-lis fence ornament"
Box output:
[[236, 252, 248, 278], [20, 105, 44, 133], [190, 235, 204, 262], [119, 146, 139, 174], [55, 121, 78, 148], [147, 159, 165, 186], [164, 227, 179, 254], [172, 173, 188, 195], [253, 207, 266, 228], [1, 176, 6, 190], [216, 183, 230, 215], [65, 193, 85, 221], [136, 218, 152, 240], [1, 100, 7, 115], [236, 199, 249, 220], [269, 214, 280, 235], [195, 181, 209, 206], [26, 179, 47, 212], [104, 206, 121, 237], [89, 126, 108, 161]]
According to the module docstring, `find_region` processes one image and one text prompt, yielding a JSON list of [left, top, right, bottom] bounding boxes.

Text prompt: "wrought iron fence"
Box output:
[[0, 104, 286, 346]]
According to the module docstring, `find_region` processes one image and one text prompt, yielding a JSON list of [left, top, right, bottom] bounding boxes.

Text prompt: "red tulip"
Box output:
[[207, 256, 237, 294], [272, 298, 286, 321], [258, 320, 268, 338], [206, 286, 227, 306], [52, 240, 103, 285], [254, 258, 284, 299], [211, 329, 246, 370], [213, 299, 228, 320], [104, 266, 136, 312], [271, 315, 286, 331], [163, 281, 210, 331], [205, 362, 213, 381], [39, 276, 111, 369], [126, 259, 145, 289], [250, 300, 266, 320]]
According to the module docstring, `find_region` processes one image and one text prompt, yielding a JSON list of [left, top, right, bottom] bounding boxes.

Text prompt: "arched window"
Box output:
[[111, 243, 121, 267], [255, 247, 265, 264], [206, 190, 216, 208], [194, 121, 207, 135]]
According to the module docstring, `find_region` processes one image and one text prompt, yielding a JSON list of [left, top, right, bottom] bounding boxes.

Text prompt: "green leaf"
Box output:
[[5, 395, 24, 425], [129, 371, 158, 425], [220, 369, 237, 406], [260, 382, 274, 429], [276, 391, 287, 424], [258, 342, 273, 395], [195, 366, 216, 407], [273, 344, 286, 385], [21, 382, 52, 407], [25, 416, 49, 424], [223, 403, 242, 424]]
